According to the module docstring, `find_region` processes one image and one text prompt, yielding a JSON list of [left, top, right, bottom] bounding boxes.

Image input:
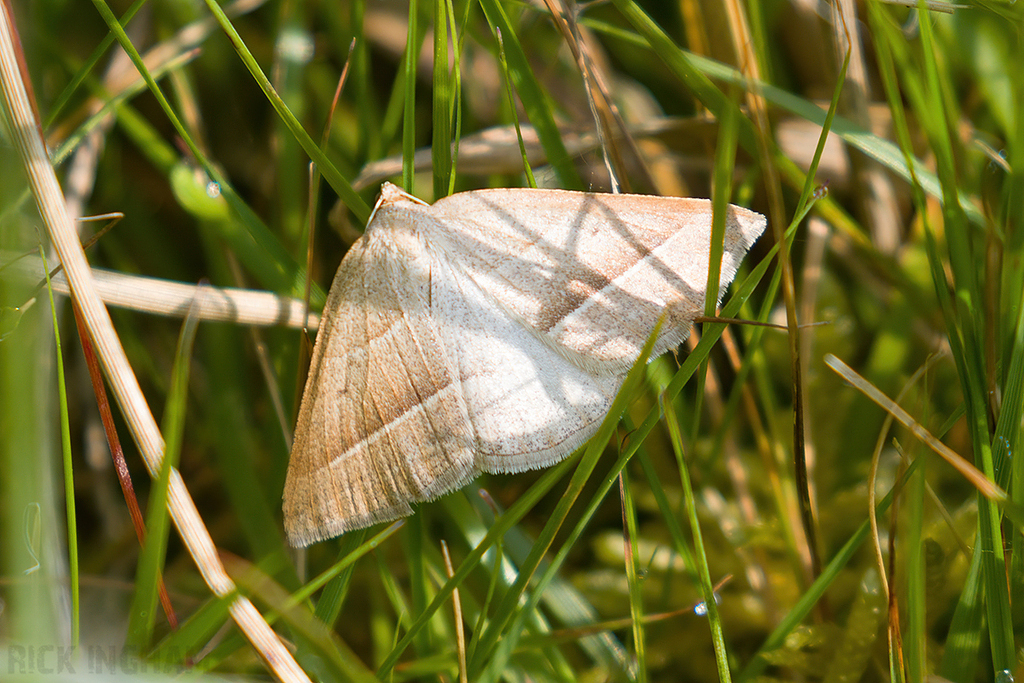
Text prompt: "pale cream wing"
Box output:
[[283, 235, 477, 546], [426, 189, 766, 374], [424, 246, 622, 475]]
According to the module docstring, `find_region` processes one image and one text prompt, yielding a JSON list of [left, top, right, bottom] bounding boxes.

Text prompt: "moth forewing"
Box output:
[[423, 189, 765, 371], [283, 210, 478, 546]]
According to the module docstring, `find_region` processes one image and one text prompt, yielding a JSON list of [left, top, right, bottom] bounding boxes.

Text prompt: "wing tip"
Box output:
[[728, 205, 768, 249]]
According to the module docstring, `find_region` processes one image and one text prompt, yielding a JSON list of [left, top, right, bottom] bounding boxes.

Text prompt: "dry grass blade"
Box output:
[[70, 301, 179, 631], [0, 7, 308, 682], [825, 354, 1005, 502], [4, 253, 318, 328], [831, 0, 902, 255], [441, 540, 468, 683]]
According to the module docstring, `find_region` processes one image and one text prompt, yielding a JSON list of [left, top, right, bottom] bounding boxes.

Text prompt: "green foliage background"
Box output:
[[1, 0, 1022, 681]]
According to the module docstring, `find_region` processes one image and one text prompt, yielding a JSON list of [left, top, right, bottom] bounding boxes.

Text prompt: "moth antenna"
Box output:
[[544, 0, 654, 193]]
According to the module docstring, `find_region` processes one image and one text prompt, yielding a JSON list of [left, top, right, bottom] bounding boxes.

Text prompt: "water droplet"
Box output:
[[693, 592, 721, 616], [995, 669, 1014, 683]]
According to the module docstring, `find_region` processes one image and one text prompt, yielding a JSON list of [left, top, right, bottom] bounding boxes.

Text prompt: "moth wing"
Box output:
[[426, 252, 621, 474], [283, 237, 477, 546], [430, 189, 766, 374]]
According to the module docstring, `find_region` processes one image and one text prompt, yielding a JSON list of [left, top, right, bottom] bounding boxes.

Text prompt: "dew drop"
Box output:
[[693, 592, 721, 616]]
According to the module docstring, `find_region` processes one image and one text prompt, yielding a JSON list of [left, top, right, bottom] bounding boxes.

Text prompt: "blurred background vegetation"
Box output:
[[1, 0, 1022, 681]]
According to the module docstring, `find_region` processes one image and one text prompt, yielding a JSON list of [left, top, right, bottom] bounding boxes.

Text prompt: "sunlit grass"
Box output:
[[0, 0, 1021, 681]]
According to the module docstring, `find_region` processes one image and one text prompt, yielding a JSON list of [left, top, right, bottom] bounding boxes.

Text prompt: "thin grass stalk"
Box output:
[[40, 247, 79, 648], [269, 4, 310, 246], [432, 0, 452, 195], [1005, 296, 1024, 616], [446, 0, 466, 197], [495, 28, 538, 188], [221, 558, 380, 683], [618, 470, 647, 682], [607, 26, 985, 227], [987, 20, 1024, 652], [375, 441, 584, 676], [688, 93, 739, 444], [467, 518, 503, 662], [737, 459, 919, 683], [465, 488, 626, 672], [313, 530, 371, 627], [43, 0, 145, 127], [70, 306, 180, 631], [195, 0, 368, 223], [126, 295, 200, 651], [470, 322, 666, 682], [0, 6, 310, 680], [477, 0, 582, 189], [917, 5, 1013, 669], [151, 525, 396, 668], [865, 9, 1005, 676], [904, 441, 927, 681], [744, 30, 819, 597], [149, 595, 230, 665], [402, 0, 418, 191], [94, 0, 350, 293], [663, 402, 731, 683], [404, 512, 432, 657]]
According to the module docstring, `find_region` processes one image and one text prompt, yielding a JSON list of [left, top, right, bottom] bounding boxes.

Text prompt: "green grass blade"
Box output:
[[477, 0, 581, 189], [594, 7, 984, 227], [432, 0, 452, 195], [150, 594, 233, 665], [402, 0, 420, 191], [939, 539, 986, 682], [904, 448, 927, 681], [472, 317, 667, 681], [373, 452, 581, 675], [608, 0, 755, 153], [456, 492, 629, 671], [42, 0, 145, 127], [878, 2, 1013, 670], [125, 292, 200, 652], [39, 247, 78, 648], [496, 28, 538, 188], [226, 554, 380, 683], [312, 530, 370, 627], [197, 0, 370, 222], [618, 468, 647, 683], [85, 3, 325, 302], [737, 460, 919, 683], [663, 398, 730, 683]]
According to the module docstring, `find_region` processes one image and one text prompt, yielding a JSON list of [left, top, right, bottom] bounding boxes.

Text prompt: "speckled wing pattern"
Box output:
[[283, 183, 765, 546]]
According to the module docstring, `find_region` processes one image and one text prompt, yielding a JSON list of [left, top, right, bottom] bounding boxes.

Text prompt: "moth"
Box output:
[[283, 183, 765, 546]]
